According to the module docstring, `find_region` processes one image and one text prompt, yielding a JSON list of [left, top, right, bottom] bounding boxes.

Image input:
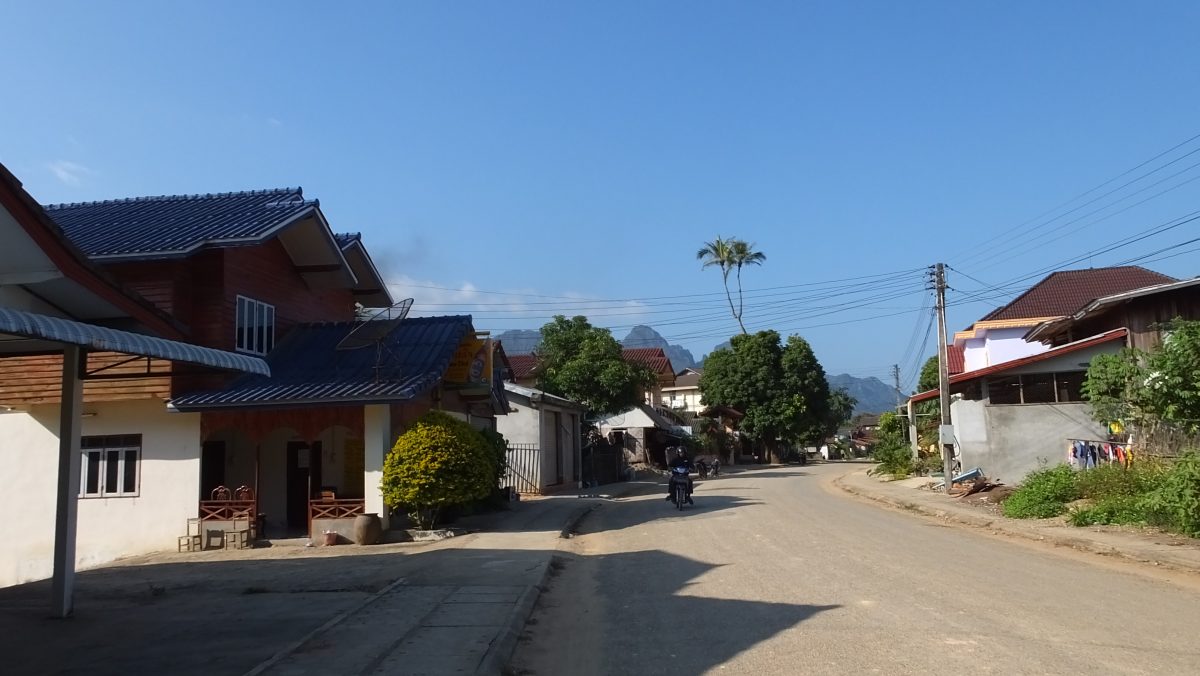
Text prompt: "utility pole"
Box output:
[[891, 364, 902, 408], [934, 263, 955, 489]]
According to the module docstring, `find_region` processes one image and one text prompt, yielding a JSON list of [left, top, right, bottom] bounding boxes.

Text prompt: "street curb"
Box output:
[[474, 559, 553, 676], [559, 503, 600, 539], [834, 470, 1200, 574], [241, 575, 409, 676]]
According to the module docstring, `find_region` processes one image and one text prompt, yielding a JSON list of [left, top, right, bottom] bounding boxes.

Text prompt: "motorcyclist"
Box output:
[[665, 447, 695, 504]]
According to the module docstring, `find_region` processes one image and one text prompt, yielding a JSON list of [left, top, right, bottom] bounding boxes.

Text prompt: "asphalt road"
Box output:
[[510, 464, 1200, 675]]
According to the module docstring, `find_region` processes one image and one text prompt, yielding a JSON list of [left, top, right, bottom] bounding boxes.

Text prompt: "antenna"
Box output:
[[336, 298, 413, 351]]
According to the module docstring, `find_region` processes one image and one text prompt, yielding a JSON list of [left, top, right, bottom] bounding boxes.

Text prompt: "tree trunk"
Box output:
[[722, 273, 744, 334]]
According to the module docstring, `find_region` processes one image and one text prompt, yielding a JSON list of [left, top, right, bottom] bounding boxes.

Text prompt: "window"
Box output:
[[1022, 373, 1056, 404], [235, 296, 275, 355], [80, 435, 141, 498], [986, 371, 1088, 405], [987, 376, 1022, 405], [1055, 372, 1085, 402]]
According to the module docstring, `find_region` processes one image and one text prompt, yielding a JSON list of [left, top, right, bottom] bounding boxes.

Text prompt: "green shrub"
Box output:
[[1002, 464, 1079, 519], [1076, 461, 1165, 500], [1069, 496, 1147, 527], [871, 441, 914, 480], [381, 411, 494, 528], [1142, 452, 1200, 536]]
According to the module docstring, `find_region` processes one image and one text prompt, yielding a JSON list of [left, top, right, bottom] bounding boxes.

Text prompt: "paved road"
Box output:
[[510, 464, 1200, 675]]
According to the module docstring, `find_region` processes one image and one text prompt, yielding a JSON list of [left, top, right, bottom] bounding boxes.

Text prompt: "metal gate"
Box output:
[[504, 443, 542, 494]]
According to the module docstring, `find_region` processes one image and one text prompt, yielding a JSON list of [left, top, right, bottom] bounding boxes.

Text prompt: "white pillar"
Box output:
[[364, 404, 392, 529], [908, 399, 920, 459], [51, 345, 85, 618]]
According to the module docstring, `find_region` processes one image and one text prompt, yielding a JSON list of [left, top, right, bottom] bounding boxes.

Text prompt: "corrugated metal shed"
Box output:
[[44, 188, 317, 259], [170, 315, 472, 410]]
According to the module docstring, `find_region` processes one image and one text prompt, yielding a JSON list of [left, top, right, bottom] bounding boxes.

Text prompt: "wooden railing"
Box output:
[[309, 498, 365, 521], [199, 500, 256, 521]]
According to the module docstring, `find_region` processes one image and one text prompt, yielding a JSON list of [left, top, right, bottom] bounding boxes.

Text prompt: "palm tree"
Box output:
[[730, 239, 766, 330], [696, 237, 742, 333]]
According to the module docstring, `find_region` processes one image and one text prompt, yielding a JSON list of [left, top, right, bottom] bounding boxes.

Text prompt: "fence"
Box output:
[[505, 443, 542, 494]]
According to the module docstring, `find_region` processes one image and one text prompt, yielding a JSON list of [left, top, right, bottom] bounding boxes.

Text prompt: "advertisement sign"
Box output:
[[446, 334, 492, 385]]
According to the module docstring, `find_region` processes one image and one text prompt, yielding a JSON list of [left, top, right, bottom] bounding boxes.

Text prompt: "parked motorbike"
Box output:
[[697, 460, 709, 479], [668, 465, 691, 510]]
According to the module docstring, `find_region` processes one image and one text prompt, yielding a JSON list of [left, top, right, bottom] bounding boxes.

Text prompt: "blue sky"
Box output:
[[4, 1, 1200, 389]]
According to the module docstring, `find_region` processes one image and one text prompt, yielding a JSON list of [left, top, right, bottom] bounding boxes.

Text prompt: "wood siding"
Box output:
[[0, 352, 172, 406], [2, 239, 357, 407], [1052, 287, 1200, 351]]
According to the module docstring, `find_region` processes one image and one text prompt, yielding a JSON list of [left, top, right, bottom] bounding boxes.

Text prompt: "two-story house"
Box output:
[[953, 266, 1174, 372], [0, 168, 268, 595], [1, 186, 503, 587]]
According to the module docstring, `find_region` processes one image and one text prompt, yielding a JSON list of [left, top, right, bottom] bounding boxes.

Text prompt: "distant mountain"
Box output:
[[827, 374, 900, 416], [493, 329, 542, 355], [494, 325, 698, 370], [621, 325, 697, 370]]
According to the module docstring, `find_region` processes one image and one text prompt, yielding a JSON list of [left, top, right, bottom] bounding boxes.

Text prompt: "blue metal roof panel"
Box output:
[[170, 315, 472, 410], [0, 307, 269, 375], [43, 188, 317, 259]]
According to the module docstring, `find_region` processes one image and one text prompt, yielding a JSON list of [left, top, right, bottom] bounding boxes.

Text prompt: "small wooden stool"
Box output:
[[177, 518, 202, 552]]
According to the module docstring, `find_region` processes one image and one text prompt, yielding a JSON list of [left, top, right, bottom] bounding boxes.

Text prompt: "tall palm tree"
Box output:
[[730, 239, 766, 330], [696, 237, 742, 333]]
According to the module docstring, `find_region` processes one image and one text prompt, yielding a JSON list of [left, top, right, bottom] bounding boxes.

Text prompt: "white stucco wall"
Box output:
[[0, 399, 200, 588], [984, 328, 1049, 366], [495, 400, 579, 490]]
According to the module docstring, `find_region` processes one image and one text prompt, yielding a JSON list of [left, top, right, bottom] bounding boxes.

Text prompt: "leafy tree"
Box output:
[[535, 315, 656, 416], [381, 411, 495, 529], [823, 388, 857, 441], [914, 355, 942, 451], [917, 355, 940, 392], [697, 236, 766, 334], [1084, 319, 1200, 438], [700, 330, 833, 462]]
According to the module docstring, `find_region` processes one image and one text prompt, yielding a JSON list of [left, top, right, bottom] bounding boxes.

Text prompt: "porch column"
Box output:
[[908, 399, 920, 459], [364, 404, 392, 529], [51, 345, 85, 618]]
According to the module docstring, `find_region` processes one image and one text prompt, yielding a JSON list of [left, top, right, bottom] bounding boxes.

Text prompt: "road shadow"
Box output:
[[514, 547, 842, 674]]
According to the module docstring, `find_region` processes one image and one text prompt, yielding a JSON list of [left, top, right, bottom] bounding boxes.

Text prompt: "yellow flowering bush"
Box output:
[[381, 410, 495, 528]]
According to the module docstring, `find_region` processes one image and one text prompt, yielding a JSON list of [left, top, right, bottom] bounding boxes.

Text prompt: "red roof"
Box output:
[[621, 347, 674, 375], [981, 267, 1175, 322], [947, 344, 964, 375], [507, 354, 539, 380], [910, 328, 1127, 403]]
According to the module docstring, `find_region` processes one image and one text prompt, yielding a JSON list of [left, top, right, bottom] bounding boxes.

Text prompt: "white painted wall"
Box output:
[[495, 399, 580, 491], [963, 328, 1049, 372], [0, 399, 200, 588]]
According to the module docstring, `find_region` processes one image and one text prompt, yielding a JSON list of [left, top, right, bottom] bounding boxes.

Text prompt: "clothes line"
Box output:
[[1066, 438, 1131, 469]]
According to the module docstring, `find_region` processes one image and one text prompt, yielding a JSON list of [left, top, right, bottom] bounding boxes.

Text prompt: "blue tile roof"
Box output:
[[334, 232, 361, 250], [43, 188, 318, 260], [170, 315, 472, 410]]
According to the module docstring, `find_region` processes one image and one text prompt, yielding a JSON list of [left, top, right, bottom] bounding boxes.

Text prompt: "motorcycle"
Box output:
[[668, 465, 691, 510], [696, 458, 720, 479]]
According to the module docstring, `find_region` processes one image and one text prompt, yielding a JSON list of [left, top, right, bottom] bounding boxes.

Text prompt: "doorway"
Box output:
[[200, 441, 226, 499], [286, 441, 322, 534]]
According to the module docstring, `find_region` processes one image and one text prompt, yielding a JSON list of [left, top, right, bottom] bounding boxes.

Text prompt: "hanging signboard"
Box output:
[[446, 333, 493, 386]]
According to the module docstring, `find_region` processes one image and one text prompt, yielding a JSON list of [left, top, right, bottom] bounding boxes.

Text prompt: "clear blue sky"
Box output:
[[4, 1, 1200, 390]]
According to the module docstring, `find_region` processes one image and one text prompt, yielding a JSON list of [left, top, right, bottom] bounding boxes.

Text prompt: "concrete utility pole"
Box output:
[[934, 263, 955, 488], [891, 363, 902, 408]]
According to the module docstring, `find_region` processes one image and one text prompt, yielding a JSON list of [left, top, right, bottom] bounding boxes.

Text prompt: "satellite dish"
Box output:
[[337, 298, 413, 351]]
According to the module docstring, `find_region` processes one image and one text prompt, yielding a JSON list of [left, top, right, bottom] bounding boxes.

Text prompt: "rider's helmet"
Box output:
[[674, 447, 685, 457]]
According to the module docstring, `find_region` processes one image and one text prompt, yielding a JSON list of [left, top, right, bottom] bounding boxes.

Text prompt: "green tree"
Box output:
[[697, 237, 766, 334], [730, 239, 766, 332], [700, 330, 833, 462], [823, 388, 857, 441], [696, 236, 741, 332], [914, 355, 942, 450], [535, 315, 656, 416]]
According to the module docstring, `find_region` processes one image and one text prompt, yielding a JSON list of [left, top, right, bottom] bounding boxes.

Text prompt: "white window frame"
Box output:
[[235, 295, 276, 356], [80, 435, 142, 498]]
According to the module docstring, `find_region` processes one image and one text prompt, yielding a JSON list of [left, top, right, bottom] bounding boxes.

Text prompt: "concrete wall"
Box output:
[[954, 400, 1104, 484], [0, 399, 200, 588], [495, 400, 579, 490], [984, 328, 1047, 366]]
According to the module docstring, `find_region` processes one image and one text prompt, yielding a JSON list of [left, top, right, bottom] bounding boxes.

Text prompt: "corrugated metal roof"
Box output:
[[507, 354, 539, 380], [909, 328, 1127, 404], [170, 315, 471, 410], [0, 307, 269, 375], [947, 344, 965, 375], [981, 267, 1176, 322], [43, 188, 317, 259]]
